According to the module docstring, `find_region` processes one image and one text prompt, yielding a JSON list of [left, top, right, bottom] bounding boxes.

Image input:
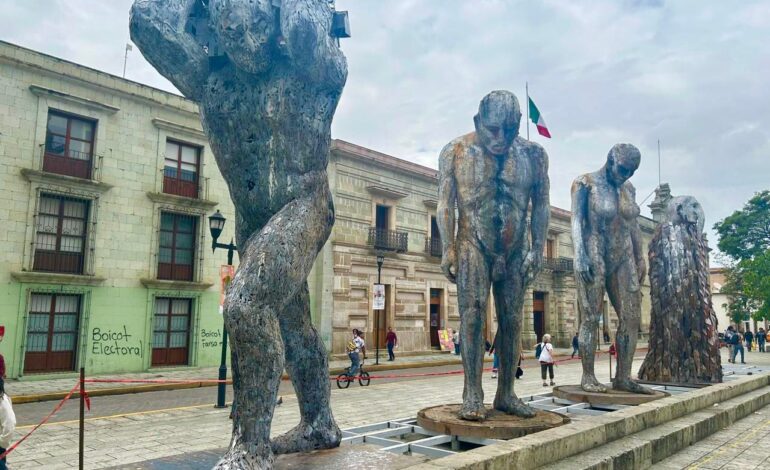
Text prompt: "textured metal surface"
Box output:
[[437, 91, 550, 421], [571, 144, 653, 395], [130, 1, 348, 468], [638, 195, 722, 384]]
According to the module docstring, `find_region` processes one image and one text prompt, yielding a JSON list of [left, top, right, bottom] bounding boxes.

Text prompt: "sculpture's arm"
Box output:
[[524, 147, 550, 282], [629, 185, 647, 283], [437, 142, 458, 283], [280, 0, 348, 89], [571, 177, 594, 284], [129, 0, 209, 99]]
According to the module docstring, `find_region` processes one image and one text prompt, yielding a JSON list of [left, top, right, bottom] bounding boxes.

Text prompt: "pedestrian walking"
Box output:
[[603, 329, 610, 344], [538, 334, 556, 387], [731, 332, 745, 364], [571, 333, 579, 358], [489, 340, 499, 379], [758, 328, 767, 353], [452, 329, 460, 356], [744, 329, 754, 352], [725, 326, 736, 362], [385, 327, 398, 361], [0, 378, 16, 470]]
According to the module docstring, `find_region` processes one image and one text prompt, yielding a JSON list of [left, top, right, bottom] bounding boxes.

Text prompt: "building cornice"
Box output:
[[366, 185, 408, 200], [11, 271, 106, 286], [152, 118, 205, 140], [29, 85, 120, 114], [21, 168, 113, 193], [140, 278, 214, 291], [146, 192, 218, 211], [332, 140, 438, 181]]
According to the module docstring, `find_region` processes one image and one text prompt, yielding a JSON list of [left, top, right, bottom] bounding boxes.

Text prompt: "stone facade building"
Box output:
[[314, 141, 656, 354]]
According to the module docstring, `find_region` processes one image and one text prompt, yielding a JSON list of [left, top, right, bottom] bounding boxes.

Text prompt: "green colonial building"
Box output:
[[0, 41, 239, 379]]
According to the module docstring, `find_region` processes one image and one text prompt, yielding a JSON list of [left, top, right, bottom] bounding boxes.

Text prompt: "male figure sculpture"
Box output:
[[130, 1, 347, 468], [638, 196, 722, 383], [437, 91, 550, 420], [571, 144, 652, 394]]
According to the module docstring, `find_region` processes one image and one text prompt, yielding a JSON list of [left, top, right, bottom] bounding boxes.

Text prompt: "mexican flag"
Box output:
[[528, 97, 551, 138]]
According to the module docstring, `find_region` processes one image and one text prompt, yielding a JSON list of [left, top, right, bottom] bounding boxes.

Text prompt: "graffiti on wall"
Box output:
[[201, 329, 223, 348], [91, 326, 144, 357]]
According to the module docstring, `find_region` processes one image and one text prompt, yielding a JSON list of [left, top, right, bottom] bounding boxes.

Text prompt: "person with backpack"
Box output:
[[758, 328, 766, 353], [730, 331, 745, 364], [744, 329, 754, 352], [347, 329, 366, 376], [537, 334, 556, 387]]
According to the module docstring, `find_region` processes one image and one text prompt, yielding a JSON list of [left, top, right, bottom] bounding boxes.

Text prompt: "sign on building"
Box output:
[[372, 283, 385, 310], [220, 265, 235, 314]]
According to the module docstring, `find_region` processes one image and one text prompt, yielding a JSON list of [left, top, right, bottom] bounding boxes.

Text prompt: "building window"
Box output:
[[425, 216, 442, 257], [152, 297, 192, 366], [24, 293, 81, 373], [158, 212, 197, 281], [44, 111, 96, 179], [163, 140, 200, 199], [34, 194, 89, 274]]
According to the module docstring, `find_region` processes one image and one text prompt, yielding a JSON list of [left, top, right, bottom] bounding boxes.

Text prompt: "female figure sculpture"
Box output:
[[130, 1, 348, 468], [638, 196, 722, 383], [571, 144, 652, 394]]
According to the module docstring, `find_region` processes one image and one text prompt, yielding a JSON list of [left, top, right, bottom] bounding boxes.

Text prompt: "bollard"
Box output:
[[79, 367, 85, 470]]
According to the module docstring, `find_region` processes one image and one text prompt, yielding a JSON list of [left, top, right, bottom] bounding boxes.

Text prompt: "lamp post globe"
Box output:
[[208, 209, 226, 244]]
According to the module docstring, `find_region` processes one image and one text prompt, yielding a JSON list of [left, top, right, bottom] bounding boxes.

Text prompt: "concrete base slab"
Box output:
[[552, 384, 669, 406], [417, 404, 569, 439]]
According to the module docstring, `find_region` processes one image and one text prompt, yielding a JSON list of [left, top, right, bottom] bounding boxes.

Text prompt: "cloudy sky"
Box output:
[[2, 0, 769, 256]]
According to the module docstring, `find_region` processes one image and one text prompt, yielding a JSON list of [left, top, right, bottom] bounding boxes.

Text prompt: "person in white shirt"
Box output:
[[0, 378, 16, 470], [347, 329, 366, 376], [538, 334, 556, 387]]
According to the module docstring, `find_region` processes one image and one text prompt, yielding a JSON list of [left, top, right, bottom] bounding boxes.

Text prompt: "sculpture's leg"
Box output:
[[456, 240, 491, 421], [491, 256, 536, 418], [608, 262, 654, 395], [215, 191, 335, 469], [577, 266, 608, 393], [272, 282, 341, 454]]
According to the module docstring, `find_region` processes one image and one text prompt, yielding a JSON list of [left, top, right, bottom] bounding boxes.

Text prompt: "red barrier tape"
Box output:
[[84, 378, 228, 385], [0, 381, 80, 459]]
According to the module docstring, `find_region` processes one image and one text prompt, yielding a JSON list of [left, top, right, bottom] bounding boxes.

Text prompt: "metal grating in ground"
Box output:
[[340, 383, 702, 460]]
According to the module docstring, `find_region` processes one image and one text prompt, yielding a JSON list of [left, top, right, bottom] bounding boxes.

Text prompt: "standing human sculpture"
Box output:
[[130, 1, 348, 468], [437, 90, 550, 420], [571, 144, 653, 395], [638, 196, 722, 384]]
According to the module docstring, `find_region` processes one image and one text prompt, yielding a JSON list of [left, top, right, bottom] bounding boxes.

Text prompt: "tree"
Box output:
[[714, 190, 770, 323]]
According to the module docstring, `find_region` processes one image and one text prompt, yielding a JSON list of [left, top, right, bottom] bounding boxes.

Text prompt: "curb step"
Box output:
[[538, 386, 770, 470]]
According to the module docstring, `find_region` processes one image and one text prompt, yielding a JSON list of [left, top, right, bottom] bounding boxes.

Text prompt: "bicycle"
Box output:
[[336, 359, 371, 389]]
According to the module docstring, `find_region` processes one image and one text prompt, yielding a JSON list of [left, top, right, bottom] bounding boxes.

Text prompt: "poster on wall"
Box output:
[[437, 329, 455, 352], [372, 283, 385, 310], [219, 265, 235, 314]]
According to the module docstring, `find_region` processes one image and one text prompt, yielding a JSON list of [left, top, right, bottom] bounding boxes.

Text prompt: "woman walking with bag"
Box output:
[[539, 334, 556, 387]]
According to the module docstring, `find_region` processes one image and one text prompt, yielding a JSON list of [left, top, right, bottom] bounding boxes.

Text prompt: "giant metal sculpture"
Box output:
[[638, 196, 722, 384], [130, 1, 348, 468], [571, 144, 653, 395], [437, 90, 550, 420]]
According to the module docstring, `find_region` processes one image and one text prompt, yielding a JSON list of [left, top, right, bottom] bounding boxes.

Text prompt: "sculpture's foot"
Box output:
[[581, 374, 608, 393], [271, 421, 342, 455], [213, 444, 273, 470], [613, 379, 655, 395], [493, 396, 537, 418], [458, 402, 487, 421]]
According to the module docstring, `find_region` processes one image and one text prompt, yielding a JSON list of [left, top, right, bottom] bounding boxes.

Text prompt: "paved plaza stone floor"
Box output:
[[9, 347, 770, 469]]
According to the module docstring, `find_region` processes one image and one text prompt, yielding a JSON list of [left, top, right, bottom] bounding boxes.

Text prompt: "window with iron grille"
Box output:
[[44, 111, 96, 179], [158, 212, 198, 281], [24, 293, 81, 373], [152, 297, 192, 366], [163, 140, 200, 199], [34, 194, 89, 274]]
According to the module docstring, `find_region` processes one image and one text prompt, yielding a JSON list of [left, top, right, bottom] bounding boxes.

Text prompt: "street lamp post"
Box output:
[[375, 254, 384, 365], [208, 210, 237, 408]]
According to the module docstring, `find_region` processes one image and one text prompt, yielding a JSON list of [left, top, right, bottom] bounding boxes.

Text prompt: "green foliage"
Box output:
[[714, 190, 770, 322]]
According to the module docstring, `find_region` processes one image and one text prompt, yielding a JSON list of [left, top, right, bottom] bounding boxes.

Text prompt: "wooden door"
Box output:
[[533, 292, 546, 343], [152, 298, 192, 366], [24, 294, 80, 373], [430, 289, 441, 348]]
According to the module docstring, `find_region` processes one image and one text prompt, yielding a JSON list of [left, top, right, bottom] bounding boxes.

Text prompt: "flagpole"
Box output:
[[526, 82, 530, 140], [123, 43, 132, 78], [657, 139, 661, 186]]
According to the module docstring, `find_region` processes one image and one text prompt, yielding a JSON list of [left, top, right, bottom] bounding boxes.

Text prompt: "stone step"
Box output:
[[538, 385, 770, 470]]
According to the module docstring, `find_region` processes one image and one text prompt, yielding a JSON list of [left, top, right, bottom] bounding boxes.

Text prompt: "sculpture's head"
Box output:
[[605, 144, 641, 186], [666, 195, 705, 233], [474, 91, 521, 156]]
